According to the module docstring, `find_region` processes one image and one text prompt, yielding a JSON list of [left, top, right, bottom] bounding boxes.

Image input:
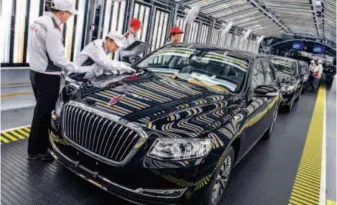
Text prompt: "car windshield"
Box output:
[[137, 47, 249, 93], [270, 58, 297, 75]]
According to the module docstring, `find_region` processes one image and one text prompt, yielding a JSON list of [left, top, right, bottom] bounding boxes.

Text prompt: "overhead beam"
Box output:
[[313, 0, 323, 37], [247, 0, 292, 33]]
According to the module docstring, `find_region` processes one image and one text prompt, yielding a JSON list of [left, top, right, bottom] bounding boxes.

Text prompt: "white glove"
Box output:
[[119, 65, 136, 74]]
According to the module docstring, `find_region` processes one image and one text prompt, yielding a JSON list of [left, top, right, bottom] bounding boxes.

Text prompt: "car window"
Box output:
[[137, 48, 249, 93], [299, 61, 308, 75], [270, 57, 297, 75], [262, 60, 276, 85], [251, 60, 265, 91]]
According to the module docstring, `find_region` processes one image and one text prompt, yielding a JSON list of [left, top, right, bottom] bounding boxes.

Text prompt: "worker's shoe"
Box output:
[[28, 151, 54, 161]]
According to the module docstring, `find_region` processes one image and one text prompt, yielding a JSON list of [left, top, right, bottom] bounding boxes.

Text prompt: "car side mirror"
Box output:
[[254, 85, 279, 97]]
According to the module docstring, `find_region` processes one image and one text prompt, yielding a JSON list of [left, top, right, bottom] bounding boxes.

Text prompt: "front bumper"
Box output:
[[49, 136, 188, 205], [280, 91, 295, 106]]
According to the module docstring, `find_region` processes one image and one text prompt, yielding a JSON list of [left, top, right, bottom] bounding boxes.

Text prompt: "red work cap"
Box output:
[[170, 27, 183, 35], [130, 18, 141, 29]]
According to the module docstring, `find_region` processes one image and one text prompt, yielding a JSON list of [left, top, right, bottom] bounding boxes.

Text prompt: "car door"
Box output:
[[241, 59, 267, 152], [261, 59, 279, 127]]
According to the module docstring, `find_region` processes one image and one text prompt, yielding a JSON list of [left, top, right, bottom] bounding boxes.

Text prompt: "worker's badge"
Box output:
[[108, 95, 125, 105]]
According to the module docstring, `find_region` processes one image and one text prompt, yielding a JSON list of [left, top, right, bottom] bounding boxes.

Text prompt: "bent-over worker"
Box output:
[[74, 31, 136, 79]]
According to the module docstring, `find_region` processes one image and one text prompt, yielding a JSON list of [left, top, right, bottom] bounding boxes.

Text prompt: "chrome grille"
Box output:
[[62, 101, 146, 165]]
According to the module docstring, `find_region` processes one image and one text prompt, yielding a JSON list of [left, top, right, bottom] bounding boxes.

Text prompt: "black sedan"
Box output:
[[49, 44, 281, 205], [298, 60, 310, 93], [269, 56, 303, 113]]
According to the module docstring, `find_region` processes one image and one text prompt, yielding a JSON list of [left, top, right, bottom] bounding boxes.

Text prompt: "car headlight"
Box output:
[[54, 96, 64, 116], [147, 138, 212, 160], [285, 85, 295, 93]]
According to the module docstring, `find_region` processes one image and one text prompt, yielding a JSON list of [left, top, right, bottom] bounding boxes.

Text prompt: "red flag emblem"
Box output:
[[108, 95, 125, 105]]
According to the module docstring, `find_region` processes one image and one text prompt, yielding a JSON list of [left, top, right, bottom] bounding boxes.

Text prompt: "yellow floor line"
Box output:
[[0, 136, 10, 143], [327, 200, 336, 205], [1, 132, 18, 141], [0, 126, 31, 144], [9, 130, 26, 139], [0, 92, 33, 98], [289, 86, 325, 205], [16, 129, 29, 137]]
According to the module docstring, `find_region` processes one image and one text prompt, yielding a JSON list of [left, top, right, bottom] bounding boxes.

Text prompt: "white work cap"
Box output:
[[106, 32, 127, 48], [51, 0, 78, 15]]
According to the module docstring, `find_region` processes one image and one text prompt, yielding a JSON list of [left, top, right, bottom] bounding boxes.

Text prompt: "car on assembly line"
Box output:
[[298, 60, 310, 93], [49, 44, 281, 205], [269, 56, 303, 113]]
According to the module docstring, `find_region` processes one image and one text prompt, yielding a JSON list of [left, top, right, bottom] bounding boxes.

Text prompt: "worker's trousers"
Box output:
[[312, 77, 320, 91], [28, 70, 60, 155]]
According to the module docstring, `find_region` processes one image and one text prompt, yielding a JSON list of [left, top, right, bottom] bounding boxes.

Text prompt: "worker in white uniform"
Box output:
[[116, 18, 143, 64], [312, 59, 323, 92], [74, 31, 136, 79], [27, 0, 90, 161]]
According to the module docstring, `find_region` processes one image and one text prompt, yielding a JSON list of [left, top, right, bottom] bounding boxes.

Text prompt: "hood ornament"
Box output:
[[108, 94, 125, 105]]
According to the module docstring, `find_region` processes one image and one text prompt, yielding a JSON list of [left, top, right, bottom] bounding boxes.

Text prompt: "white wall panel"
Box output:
[[151, 9, 169, 50], [74, 0, 87, 57], [199, 24, 209, 43], [1, 0, 13, 63], [211, 29, 219, 45], [176, 17, 186, 40], [102, 0, 113, 38], [131, 2, 151, 45], [225, 33, 232, 47], [188, 22, 199, 42], [13, 0, 28, 63], [27, 0, 41, 62]]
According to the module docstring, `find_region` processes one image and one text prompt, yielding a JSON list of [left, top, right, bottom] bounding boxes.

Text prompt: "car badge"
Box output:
[[108, 95, 125, 105], [233, 114, 243, 122], [127, 75, 138, 81]]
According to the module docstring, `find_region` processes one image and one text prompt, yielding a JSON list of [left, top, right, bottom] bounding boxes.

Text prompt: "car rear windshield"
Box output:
[[136, 47, 249, 93], [270, 58, 297, 75]]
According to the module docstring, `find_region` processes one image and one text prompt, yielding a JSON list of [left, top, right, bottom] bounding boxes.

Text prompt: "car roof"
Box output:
[[165, 43, 258, 61]]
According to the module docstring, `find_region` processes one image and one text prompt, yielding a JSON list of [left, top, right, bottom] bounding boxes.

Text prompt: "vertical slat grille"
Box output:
[[62, 104, 141, 163]]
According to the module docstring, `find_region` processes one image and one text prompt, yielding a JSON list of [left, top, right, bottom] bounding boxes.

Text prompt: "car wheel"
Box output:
[[283, 99, 294, 113], [200, 147, 235, 205], [262, 108, 278, 140], [295, 89, 301, 102]]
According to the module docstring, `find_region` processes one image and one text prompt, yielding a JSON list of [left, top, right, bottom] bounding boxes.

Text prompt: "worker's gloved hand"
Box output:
[[119, 66, 136, 74]]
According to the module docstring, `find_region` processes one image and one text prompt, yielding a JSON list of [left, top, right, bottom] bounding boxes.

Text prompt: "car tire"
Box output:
[[262, 108, 278, 140], [295, 89, 301, 102], [198, 147, 235, 205], [283, 99, 294, 113]]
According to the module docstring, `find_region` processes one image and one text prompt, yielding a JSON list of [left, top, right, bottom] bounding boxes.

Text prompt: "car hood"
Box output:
[[74, 73, 237, 138]]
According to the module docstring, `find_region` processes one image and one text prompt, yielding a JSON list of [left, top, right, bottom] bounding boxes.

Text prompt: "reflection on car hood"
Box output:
[[76, 73, 236, 138]]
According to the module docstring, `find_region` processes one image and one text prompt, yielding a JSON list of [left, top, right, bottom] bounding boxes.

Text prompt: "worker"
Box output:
[[312, 59, 323, 92], [168, 27, 184, 44], [27, 0, 90, 161], [309, 60, 316, 72], [74, 31, 136, 79], [116, 18, 144, 64]]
